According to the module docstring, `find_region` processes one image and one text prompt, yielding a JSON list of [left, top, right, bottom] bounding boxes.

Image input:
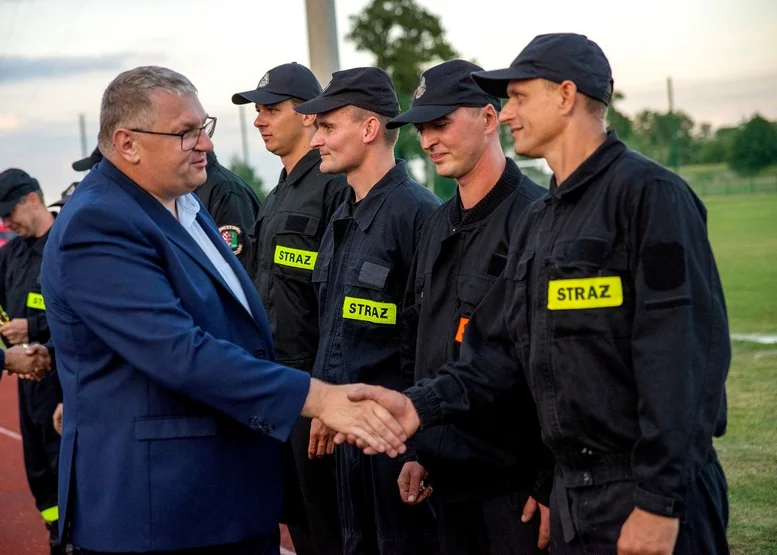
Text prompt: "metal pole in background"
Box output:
[[667, 77, 679, 174], [78, 113, 88, 157], [305, 0, 341, 85], [239, 105, 249, 165]]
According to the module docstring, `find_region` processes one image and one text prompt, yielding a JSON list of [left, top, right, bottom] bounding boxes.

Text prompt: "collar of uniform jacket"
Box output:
[[206, 151, 218, 169], [27, 214, 55, 255], [450, 157, 520, 227], [349, 160, 412, 232], [547, 130, 627, 202], [279, 148, 322, 187]]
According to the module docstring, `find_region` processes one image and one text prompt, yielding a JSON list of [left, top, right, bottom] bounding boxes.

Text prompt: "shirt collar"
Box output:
[[350, 160, 411, 232], [279, 149, 322, 187], [547, 130, 627, 202], [174, 193, 201, 230]]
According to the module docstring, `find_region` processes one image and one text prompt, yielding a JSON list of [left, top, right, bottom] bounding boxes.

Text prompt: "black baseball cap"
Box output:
[[72, 147, 103, 172], [294, 67, 400, 117], [0, 169, 40, 218], [387, 60, 501, 129], [50, 182, 78, 208], [471, 33, 614, 105], [232, 62, 322, 105]]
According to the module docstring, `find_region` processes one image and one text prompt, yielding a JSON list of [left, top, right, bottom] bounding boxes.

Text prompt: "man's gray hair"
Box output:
[[98, 66, 198, 154]]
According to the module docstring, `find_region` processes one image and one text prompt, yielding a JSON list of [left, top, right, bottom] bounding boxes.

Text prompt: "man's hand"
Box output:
[[617, 507, 679, 555], [53, 403, 63, 435], [398, 461, 431, 505], [301, 379, 407, 458], [521, 496, 550, 549], [4, 344, 50, 380], [339, 385, 421, 453], [1, 318, 29, 345], [308, 417, 336, 459]]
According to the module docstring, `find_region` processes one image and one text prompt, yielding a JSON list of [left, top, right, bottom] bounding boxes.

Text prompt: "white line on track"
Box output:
[[0, 424, 22, 441]]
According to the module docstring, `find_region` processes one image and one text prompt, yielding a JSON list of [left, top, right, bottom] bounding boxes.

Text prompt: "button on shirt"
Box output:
[[173, 193, 252, 317]]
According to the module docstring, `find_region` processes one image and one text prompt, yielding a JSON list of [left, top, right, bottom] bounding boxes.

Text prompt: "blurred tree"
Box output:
[[607, 90, 633, 141], [632, 109, 695, 166], [728, 115, 777, 176], [228, 156, 266, 200]]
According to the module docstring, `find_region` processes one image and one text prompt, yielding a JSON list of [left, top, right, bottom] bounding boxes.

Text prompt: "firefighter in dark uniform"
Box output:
[[0, 169, 63, 555], [232, 62, 349, 555], [294, 67, 441, 555], [351, 33, 730, 555], [385, 60, 549, 555], [73, 146, 261, 269]]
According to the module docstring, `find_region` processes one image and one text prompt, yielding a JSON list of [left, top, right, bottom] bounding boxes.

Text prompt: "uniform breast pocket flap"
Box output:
[[274, 213, 321, 271], [357, 261, 391, 291], [457, 274, 495, 307]]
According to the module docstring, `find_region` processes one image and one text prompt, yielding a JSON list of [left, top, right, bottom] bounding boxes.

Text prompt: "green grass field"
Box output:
[[706, 193, 777, 554]]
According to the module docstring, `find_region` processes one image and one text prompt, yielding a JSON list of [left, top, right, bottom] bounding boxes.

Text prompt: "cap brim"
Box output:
[[0, 200, 19, 218], [293, 96, 350, 115], [72, 157, 94, 171], [471, 67, 537, 98], [386, 105, 458, 129], [231, 89, 292, 106]]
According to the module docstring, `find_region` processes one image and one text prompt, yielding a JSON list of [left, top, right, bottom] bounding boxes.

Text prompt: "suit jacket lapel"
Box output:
[[97, 161, 264, 333], [196, 210, 272, 337]]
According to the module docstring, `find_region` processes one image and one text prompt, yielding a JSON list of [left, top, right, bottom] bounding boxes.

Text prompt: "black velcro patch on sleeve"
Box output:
[[487, 253, 508, 277], [643, 242, 686, 291], [285, 214, 310, 233]]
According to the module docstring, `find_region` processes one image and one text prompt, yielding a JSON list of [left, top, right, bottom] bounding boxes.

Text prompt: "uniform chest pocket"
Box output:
[[273, 213, 321, 274], [547, 237, 632, 337], [342, 259, 398, 327], [456, 274, 495, 322]]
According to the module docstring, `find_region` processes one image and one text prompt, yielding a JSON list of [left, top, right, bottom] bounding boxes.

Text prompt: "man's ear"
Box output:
[[113, 129, 141, 164], [362, 116, 382, 145], [557, 80, 579, 116], [301, 113, 317, 128]]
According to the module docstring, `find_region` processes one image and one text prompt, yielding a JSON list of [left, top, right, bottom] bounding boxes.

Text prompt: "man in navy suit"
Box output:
[[41, 66, 407, 555]]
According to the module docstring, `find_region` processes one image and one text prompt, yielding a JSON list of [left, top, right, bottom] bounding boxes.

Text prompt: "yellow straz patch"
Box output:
[[27, 292, 46, 311], [547, 276, 623, 310], [342, 297, 397, 325], [274, 245, 318, 270]]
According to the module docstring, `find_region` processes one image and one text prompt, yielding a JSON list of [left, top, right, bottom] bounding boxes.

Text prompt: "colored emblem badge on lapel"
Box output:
[[219, 225, 243, 255]]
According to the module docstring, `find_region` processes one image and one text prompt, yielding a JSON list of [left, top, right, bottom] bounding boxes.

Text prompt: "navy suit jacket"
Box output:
[[41, 160, 310, 552]]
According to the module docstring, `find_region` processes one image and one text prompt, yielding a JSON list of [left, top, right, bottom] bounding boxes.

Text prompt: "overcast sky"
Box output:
[[0, 0, 775, 202]]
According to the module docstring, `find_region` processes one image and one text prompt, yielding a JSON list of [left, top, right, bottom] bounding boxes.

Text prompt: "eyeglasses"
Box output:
[[130, 116, 217, 151]]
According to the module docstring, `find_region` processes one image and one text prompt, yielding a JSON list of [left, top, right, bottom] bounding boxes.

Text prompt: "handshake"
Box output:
[[304, 381, 419, 458], [3, 344, 51, 381]]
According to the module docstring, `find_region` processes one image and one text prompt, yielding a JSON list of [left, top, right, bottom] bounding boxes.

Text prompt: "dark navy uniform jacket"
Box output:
[[251, 149, 349, 370], [402, 158, 549, 502], [407, 132, 729, 519], [312, 161, 440, 388]]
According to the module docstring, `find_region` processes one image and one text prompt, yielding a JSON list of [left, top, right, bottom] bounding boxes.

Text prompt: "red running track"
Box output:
[[0, 375, 295, 554]]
